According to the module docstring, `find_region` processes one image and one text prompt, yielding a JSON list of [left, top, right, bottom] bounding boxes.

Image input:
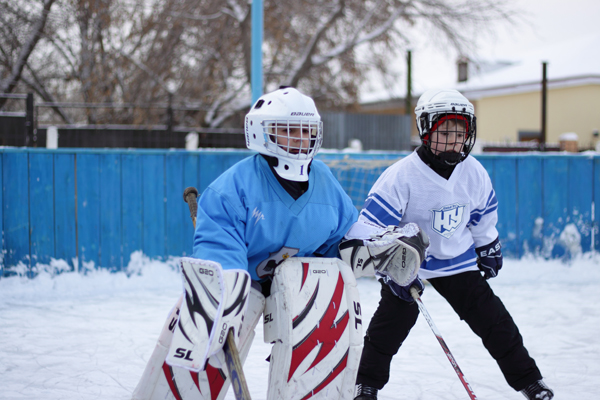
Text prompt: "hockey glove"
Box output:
[[476, 237, 503, 279], [364, 223, 429, 286], [383, 274, 424, 303]]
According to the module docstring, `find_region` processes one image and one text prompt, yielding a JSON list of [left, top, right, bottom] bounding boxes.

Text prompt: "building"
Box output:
[[356, 33, 600, 152], [455, 32, 600, 151]]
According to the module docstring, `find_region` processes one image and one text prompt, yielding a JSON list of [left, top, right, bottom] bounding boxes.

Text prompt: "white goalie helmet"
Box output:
[[245, 87, 323, 181], [415, 88, 477, 165]]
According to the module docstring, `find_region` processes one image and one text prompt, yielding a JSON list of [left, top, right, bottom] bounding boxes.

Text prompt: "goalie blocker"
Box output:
[[339, 222, 429, 286], [132, 257, 362, 400]]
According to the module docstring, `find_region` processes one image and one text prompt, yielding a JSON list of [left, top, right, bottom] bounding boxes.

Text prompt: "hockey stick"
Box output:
[[183, 187, 252, 400], [410, 286, 478, 400]]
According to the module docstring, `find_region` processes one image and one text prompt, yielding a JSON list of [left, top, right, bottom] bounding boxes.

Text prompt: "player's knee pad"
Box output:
[[139, 287, 265, 400], [263, 257, 363, 400]]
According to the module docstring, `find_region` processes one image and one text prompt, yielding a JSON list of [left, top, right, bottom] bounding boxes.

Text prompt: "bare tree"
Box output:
[[0, 0, 56, 109], [0, 0, 516, 126]]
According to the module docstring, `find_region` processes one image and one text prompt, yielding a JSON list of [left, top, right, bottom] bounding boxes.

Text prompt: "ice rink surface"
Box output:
[[1, 252, 599, 399]]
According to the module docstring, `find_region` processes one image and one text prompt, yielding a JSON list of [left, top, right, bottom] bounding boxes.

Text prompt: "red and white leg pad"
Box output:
[[263, 257, 363, 400], [131, 287, 265, 400]]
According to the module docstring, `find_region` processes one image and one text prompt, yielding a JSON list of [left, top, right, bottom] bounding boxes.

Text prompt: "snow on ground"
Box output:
[[1, 251, 599, 400]]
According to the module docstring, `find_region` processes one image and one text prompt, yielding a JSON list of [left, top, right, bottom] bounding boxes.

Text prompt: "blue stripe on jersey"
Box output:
[[423, 245, 478, 272], [361, 193, 402, 227], [468, 190, 498, 227]]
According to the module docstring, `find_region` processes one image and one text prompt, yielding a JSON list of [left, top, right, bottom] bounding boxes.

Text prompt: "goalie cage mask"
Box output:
[[245, 87, 323, 182], [415, 88, 477, 166]]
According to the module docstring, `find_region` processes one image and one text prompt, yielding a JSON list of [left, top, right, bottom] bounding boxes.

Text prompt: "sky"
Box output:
[[360, 0, 600, 102], [1, 251, 600, 400]]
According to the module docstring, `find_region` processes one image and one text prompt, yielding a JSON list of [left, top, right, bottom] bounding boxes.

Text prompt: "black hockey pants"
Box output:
[[356, 271, 542, 391]]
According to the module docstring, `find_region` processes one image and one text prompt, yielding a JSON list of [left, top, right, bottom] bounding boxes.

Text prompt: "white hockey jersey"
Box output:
[[193, 154, 358, 282], [351, 151, 498, 280]]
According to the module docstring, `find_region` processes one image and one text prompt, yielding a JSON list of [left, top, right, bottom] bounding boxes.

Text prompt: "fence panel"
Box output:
[[0, 153, 2, 276], [2, 152, 29, 274], [165, 153, 190, 257], [100, 153, 123, 270], [595, 157, 600, 252], [141, 155, 166, 258], [122, 154, 143, 266], [494, 157, 518, 257], [516, 156, 543, 257], [183, 153, 200, 251], [2, 149, 599, 278], [542, 157, 570, 258], [54, 153, 77, 269], [77, 154, 101, 267], [568, 156, 594, 253], [29, 152, 54, 266], [0, 115, 27, 146]]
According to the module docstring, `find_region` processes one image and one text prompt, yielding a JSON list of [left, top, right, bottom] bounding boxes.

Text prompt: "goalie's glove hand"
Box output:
[[365, 223, 429, 287], [383, 275, 424, 303], [476, 237, 503, 279]]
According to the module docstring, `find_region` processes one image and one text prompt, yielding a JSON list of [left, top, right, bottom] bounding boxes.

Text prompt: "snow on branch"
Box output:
[[204, 82, 251, 127], [312, 2, 408, 66], [222, 0, 249, 23], [282, 1, 344, 87]]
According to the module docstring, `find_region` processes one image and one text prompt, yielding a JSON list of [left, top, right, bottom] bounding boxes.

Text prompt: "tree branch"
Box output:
[[0, 0, 55, 108], [312, 2, 408, 66], [282, 1, 345, 87], [22, 64, 72, 124]]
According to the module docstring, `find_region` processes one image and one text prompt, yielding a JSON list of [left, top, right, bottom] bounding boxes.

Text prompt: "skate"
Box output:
[[354, 383, 378, 400], [520, 380, 554, 400]]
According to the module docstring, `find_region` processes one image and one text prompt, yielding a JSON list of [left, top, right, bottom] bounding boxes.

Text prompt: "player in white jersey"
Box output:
[[342, 89, 553, 400], [133, 87, 362, 400]]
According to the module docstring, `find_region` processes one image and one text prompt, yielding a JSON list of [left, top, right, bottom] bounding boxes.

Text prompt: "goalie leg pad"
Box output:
[[133, 287, 265, 400], [132, 295, 183, 400], [166, 257, 251, 372], [264, 257, 363, 400]]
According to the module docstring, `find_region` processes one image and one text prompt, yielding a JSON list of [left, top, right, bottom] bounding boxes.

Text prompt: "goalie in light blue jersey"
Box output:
[[132, 87, 362, 400], [192, 88, 358, 283]]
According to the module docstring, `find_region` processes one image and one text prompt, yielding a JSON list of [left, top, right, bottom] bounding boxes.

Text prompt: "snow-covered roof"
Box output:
[[456, 32, 600, 99]]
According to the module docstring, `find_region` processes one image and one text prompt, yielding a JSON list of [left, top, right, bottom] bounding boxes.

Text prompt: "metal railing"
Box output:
[[1, 94, 413, 150]]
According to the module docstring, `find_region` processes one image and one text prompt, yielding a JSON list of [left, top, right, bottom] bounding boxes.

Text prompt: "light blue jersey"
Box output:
[[193, 154, 358, 282]]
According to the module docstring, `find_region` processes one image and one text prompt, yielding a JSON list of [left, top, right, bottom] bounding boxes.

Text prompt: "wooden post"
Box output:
[[540, 62, 548, 151], [26, 92, 34, 146], [405, 50, 412, 115]]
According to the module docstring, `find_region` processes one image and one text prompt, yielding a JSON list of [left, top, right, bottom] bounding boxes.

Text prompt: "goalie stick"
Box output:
[[410, 286, 478, 400], [183, 186, 252, 400]]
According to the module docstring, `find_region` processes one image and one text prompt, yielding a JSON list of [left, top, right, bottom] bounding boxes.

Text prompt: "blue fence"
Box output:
[[1, 148, 598, 277]]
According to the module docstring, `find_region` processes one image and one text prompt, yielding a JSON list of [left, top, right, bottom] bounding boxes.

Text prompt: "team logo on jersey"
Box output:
[[430, 203, 466, 239], [252, 207, 265, 226]]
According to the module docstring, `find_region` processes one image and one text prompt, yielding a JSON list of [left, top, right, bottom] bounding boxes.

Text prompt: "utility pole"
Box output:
[[251, 0, 264, 104]]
